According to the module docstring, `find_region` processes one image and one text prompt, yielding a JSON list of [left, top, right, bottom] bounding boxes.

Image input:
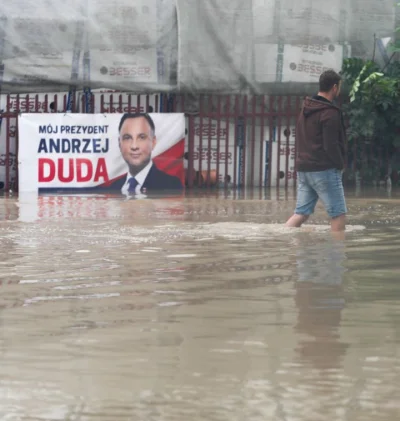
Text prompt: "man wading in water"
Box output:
[[286, 69, 347, 232]]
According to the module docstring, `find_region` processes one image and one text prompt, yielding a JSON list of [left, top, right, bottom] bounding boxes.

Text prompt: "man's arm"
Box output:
[[321, 109, 344, 170]]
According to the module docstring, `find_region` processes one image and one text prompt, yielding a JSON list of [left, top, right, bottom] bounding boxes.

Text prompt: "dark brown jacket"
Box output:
[[295, 96, 346, 172]]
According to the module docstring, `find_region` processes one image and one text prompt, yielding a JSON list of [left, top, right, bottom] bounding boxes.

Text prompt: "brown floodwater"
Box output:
[[0, 188, 399, 420]]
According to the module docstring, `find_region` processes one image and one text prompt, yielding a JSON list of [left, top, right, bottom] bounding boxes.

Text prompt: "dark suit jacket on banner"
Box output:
[[107, 164, 183, 193]]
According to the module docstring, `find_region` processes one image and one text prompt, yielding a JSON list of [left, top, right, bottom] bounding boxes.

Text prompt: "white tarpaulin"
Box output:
[[0, 0, 397, 94]]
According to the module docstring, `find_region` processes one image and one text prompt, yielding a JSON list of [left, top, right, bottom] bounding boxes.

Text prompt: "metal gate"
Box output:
[[0, 92, 303, 192]]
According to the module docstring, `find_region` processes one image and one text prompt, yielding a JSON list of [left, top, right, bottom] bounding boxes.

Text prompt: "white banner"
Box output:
[[18, 113, 185, 194], [255, 43, 345, 83], [0, 0, 173, 91]]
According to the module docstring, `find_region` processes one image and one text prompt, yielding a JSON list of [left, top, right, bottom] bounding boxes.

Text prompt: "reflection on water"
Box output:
[[294, 238, 349, 372], [0, 191, 399, 420]]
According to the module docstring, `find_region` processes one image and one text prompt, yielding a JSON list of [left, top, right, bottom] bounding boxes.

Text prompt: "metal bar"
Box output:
[[233, 95, 239, 187], [216, 95, 222, 186], [241, 95, 248, 188], [155, 95, 159, 113], [24, 94, 29, 113], [259, 95, 265, 187], [110, 95, 114, 114], [5, 111, 10, 191], [285, 96, 291, 189], [146, 94, 150, 113], [276, 96, 283, 187], [198, 95, 204, 185], [188, 115, 195, 188], [52, 94, 57, 113], [267, 96, 274, 188], [206, 95, 212, 187], [250, 95, 256, 188], [118, 94, 123, 113], [127, 94, 132, 113], [225, 95, 231, 188], [14, 114, 19, 192], [137, 95, 141, 114], [294, 96, 300, 189], [34, 95, 40, 113], [233, 96, 239, 187], [91, 93, 95, 113], [6, 94, 11, 113]]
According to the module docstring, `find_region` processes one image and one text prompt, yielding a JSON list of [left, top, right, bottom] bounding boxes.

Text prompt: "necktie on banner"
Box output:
[[128, 177, 139, 194]]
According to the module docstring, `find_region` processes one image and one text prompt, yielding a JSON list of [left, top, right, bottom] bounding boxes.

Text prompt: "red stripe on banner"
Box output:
[[153, 138, 185, 184]]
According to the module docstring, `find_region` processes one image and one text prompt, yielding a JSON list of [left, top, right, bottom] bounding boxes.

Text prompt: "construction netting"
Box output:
[[0, 0, 397, 94]]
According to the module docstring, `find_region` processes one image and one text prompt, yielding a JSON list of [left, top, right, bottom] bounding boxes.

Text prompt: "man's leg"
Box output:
[[311, 169, 347, 232], [285, 172, 318, 228], [331, 214, 346, 232], [285, 214, 310, 228]]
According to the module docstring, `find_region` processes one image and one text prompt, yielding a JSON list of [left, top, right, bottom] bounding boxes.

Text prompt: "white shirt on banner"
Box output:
[[121, 160, 153, 195]]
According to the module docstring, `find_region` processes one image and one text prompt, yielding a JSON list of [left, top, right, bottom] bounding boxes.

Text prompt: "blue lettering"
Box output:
[[38, 138, 48, 153], [49, 138, 60, 153], [72, 139, 80, 153], [82, 139, 91, 153], [62, 139, 71, 153], [102, 138, 109, 153], [93, 139, 101, 153]]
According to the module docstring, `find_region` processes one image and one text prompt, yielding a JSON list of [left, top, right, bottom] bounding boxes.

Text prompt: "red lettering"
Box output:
[[38, 158, 56, 182], [59, 159, 74, 183], [94, 158, 109, 182], [194, 125, 228, 139], [39, 158, 108, 183], [76, 159, 93, 182]]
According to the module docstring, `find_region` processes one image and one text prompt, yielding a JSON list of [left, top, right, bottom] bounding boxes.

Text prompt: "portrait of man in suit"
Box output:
[[109, 113, 183, 195]]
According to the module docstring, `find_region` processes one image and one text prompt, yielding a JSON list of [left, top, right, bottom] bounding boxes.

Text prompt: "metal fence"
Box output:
[[0, 92, 393, 193]]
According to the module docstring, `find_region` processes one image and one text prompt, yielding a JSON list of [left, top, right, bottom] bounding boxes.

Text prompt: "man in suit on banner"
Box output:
[[108, 113, 183, 195]]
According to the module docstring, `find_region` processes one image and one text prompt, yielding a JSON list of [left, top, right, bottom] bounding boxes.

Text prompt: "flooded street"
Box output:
[[0, 189, 399, 421]]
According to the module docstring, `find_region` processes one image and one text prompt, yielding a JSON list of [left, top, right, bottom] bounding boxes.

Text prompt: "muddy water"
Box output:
[[0, 190, 399, 421]]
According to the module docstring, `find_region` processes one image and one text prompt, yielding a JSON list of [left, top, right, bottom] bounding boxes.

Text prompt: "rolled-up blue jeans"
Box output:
[[294, 169, 347, 218]]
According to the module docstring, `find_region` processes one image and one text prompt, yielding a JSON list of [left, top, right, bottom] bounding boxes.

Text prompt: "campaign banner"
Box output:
[[18, 113, 185, 194]]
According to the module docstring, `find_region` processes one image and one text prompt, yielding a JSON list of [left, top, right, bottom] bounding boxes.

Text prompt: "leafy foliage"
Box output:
[[340, 56, 400, 184]]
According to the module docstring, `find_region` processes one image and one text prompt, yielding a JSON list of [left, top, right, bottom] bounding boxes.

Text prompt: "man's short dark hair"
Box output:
[[118, 112, 156, 135], [319, 69, 341, 93]]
